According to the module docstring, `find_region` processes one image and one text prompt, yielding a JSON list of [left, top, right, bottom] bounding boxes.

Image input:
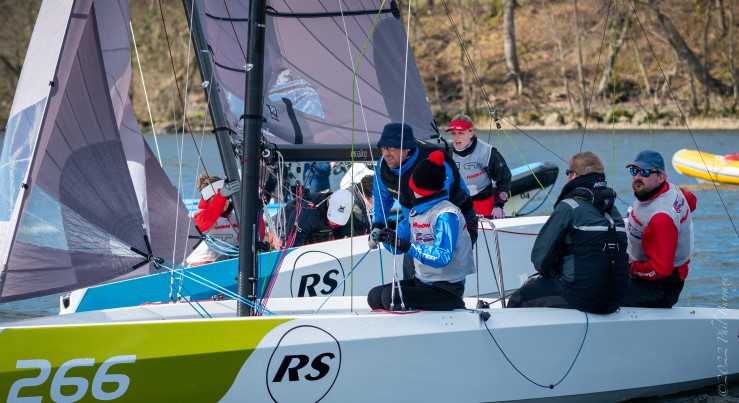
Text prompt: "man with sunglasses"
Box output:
[[623, 150, 697, 308], [507, 151, 628, 313]]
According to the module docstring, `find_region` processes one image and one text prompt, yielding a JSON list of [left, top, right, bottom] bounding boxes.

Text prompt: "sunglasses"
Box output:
[[565, 168, 576, 176], [629, 167, 660, 177]]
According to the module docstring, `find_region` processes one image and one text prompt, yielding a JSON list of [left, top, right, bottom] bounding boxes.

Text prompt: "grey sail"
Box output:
[[0, 0, 194, 301], [195, 0, 436, 146]]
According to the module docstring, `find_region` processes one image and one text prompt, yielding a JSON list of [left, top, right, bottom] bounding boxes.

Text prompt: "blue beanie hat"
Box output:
[[377, 123, 418, 149]]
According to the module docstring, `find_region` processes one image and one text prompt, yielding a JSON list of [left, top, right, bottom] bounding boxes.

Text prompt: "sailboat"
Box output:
[[48, 0, 561, 314], [1, 0, 737, 402]]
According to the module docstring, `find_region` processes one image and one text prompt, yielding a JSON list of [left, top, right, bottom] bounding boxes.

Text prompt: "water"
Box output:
[[0, 129, 737, 401]]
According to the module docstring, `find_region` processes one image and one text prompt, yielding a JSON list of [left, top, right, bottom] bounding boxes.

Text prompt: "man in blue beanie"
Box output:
[[369, 122, 478, 280]]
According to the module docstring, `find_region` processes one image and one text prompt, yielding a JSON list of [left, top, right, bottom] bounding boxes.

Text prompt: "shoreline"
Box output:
[[148, 117, 737, 135]]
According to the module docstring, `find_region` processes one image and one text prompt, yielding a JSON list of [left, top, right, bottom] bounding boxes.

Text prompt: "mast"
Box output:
[[238, 0, 267, 317], [182, 0, 242, 220]]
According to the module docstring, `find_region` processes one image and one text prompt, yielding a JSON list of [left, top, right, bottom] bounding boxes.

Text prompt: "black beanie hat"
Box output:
[[409, 150, 447, 196]]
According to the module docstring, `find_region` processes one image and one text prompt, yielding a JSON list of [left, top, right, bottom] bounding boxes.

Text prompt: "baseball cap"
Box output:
[[626, 149, 665, 171], [327, 189, 352, 226]]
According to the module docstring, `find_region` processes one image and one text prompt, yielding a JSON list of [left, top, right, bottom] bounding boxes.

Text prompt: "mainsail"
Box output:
[[195, 0, 437, 146], [0, 0, 194, 302]]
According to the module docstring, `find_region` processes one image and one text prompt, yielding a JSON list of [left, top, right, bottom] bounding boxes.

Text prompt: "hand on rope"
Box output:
[[368, 223, 385, 250], [378, 228, 411, 253], [491, 206, 505, 220]]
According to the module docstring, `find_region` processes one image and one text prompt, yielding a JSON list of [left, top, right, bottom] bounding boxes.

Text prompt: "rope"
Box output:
[[579, 0, 614, 153], [482, 311, 589, 389], [129, 21, 162, 164], [314, 249, 372, 314]]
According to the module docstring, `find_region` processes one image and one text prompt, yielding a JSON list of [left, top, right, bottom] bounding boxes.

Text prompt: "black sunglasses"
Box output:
[[629, 167, 660, 177], [565, 168, 576, 176]]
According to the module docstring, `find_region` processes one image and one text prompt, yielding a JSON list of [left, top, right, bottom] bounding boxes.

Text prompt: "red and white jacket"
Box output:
[[186, 192, 239, 266], [626, 182, 697, 281]]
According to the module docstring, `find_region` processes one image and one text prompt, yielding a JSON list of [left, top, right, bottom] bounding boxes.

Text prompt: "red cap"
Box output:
[[445, 119, 474, 132]]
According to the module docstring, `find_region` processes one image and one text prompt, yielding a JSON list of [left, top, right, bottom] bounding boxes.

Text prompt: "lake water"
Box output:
[[0, 129, 737, 401]]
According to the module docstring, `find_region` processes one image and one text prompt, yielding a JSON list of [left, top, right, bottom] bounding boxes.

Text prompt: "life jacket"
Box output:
[[627, 182, 693, 276], [452, 138, 495, 197], [557, 186, 629, 313], [409, 200, 474, 283]]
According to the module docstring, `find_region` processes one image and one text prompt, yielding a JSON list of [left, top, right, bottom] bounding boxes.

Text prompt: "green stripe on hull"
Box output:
[[0, 318, 292, 401]]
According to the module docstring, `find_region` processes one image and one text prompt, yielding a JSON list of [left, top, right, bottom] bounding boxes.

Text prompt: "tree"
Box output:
[[502, 0, 523, 95], [646, 0, 726, 96], [573, 0, 588, 120]]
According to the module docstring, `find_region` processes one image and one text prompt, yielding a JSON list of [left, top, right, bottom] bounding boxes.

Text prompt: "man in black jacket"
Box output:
[[507, 151, 629, 314]]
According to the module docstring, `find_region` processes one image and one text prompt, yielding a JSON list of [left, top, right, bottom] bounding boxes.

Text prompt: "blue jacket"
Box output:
[[372, 143, 470, 227], [383, 192, 459, 268]]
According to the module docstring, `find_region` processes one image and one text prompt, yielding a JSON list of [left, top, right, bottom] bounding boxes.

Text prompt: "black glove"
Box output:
[[368, 223, 385, 250], [378, 228, 411, 253], [220, 180, 241, 198]]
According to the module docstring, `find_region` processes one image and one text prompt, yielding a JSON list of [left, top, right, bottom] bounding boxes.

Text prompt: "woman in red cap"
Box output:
[[446, 114, 511, 219], [367, 151, 475, 311]]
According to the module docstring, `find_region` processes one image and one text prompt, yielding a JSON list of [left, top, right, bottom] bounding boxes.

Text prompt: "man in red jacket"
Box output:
[[622, 150, 697, 308]]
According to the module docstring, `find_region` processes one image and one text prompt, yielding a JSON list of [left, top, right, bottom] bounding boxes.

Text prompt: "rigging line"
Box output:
[[579, 0, 614, 153], [129, 21, 162, 164], [157, 0, 216, 185], [440, 0, 494, 114], [478, 218, 501, 297], [610, 2, 619, 186], [313, 249, 372, 314], [627, 0, 739, 238], [440, 0, 568, 165], [222, 0, 248, 62], [625, 10, 655, 148], [499, 126, 557, 206], [483, 311, 590, 389], [188, 1, 241, 237], [388, 0, 417, 312], [157, 258, 274, 315], [342, 0, 389, 307], [149, 261, 210, 318]]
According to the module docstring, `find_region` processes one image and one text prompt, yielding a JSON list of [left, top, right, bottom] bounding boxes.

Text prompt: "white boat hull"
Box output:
[[3, 298, 737, 402], [61, 216, 547, 313]]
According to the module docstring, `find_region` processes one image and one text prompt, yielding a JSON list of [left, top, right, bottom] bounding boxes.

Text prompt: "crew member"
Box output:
[[368, 151, 474, 311], [369, 122, 478, 280], [186, 175, 240, 266], [446, 114, 511, 219], [622, 150, 697, 308], [507, 152, 629, 313]]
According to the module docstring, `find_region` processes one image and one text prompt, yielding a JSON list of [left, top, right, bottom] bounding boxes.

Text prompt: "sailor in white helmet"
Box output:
[[186, 175, 240, 266], [279, 188, 370, 248]]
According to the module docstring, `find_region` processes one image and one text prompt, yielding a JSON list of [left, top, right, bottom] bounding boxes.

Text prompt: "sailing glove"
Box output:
[[221, 180, 241, 198], [378, 228, 411, 253], [368, 228, 382, 249], [368, 223, 385, 250], [491, 206, 505, 219]]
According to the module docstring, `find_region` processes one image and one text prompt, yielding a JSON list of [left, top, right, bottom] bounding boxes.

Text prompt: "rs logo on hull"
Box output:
[[267, 326, 341, 402], [289, 251, 346, 298]]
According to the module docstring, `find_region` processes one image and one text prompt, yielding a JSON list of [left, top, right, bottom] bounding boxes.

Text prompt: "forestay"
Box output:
[[0, 0, 194, 302], [196, 0, 437, 145]]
